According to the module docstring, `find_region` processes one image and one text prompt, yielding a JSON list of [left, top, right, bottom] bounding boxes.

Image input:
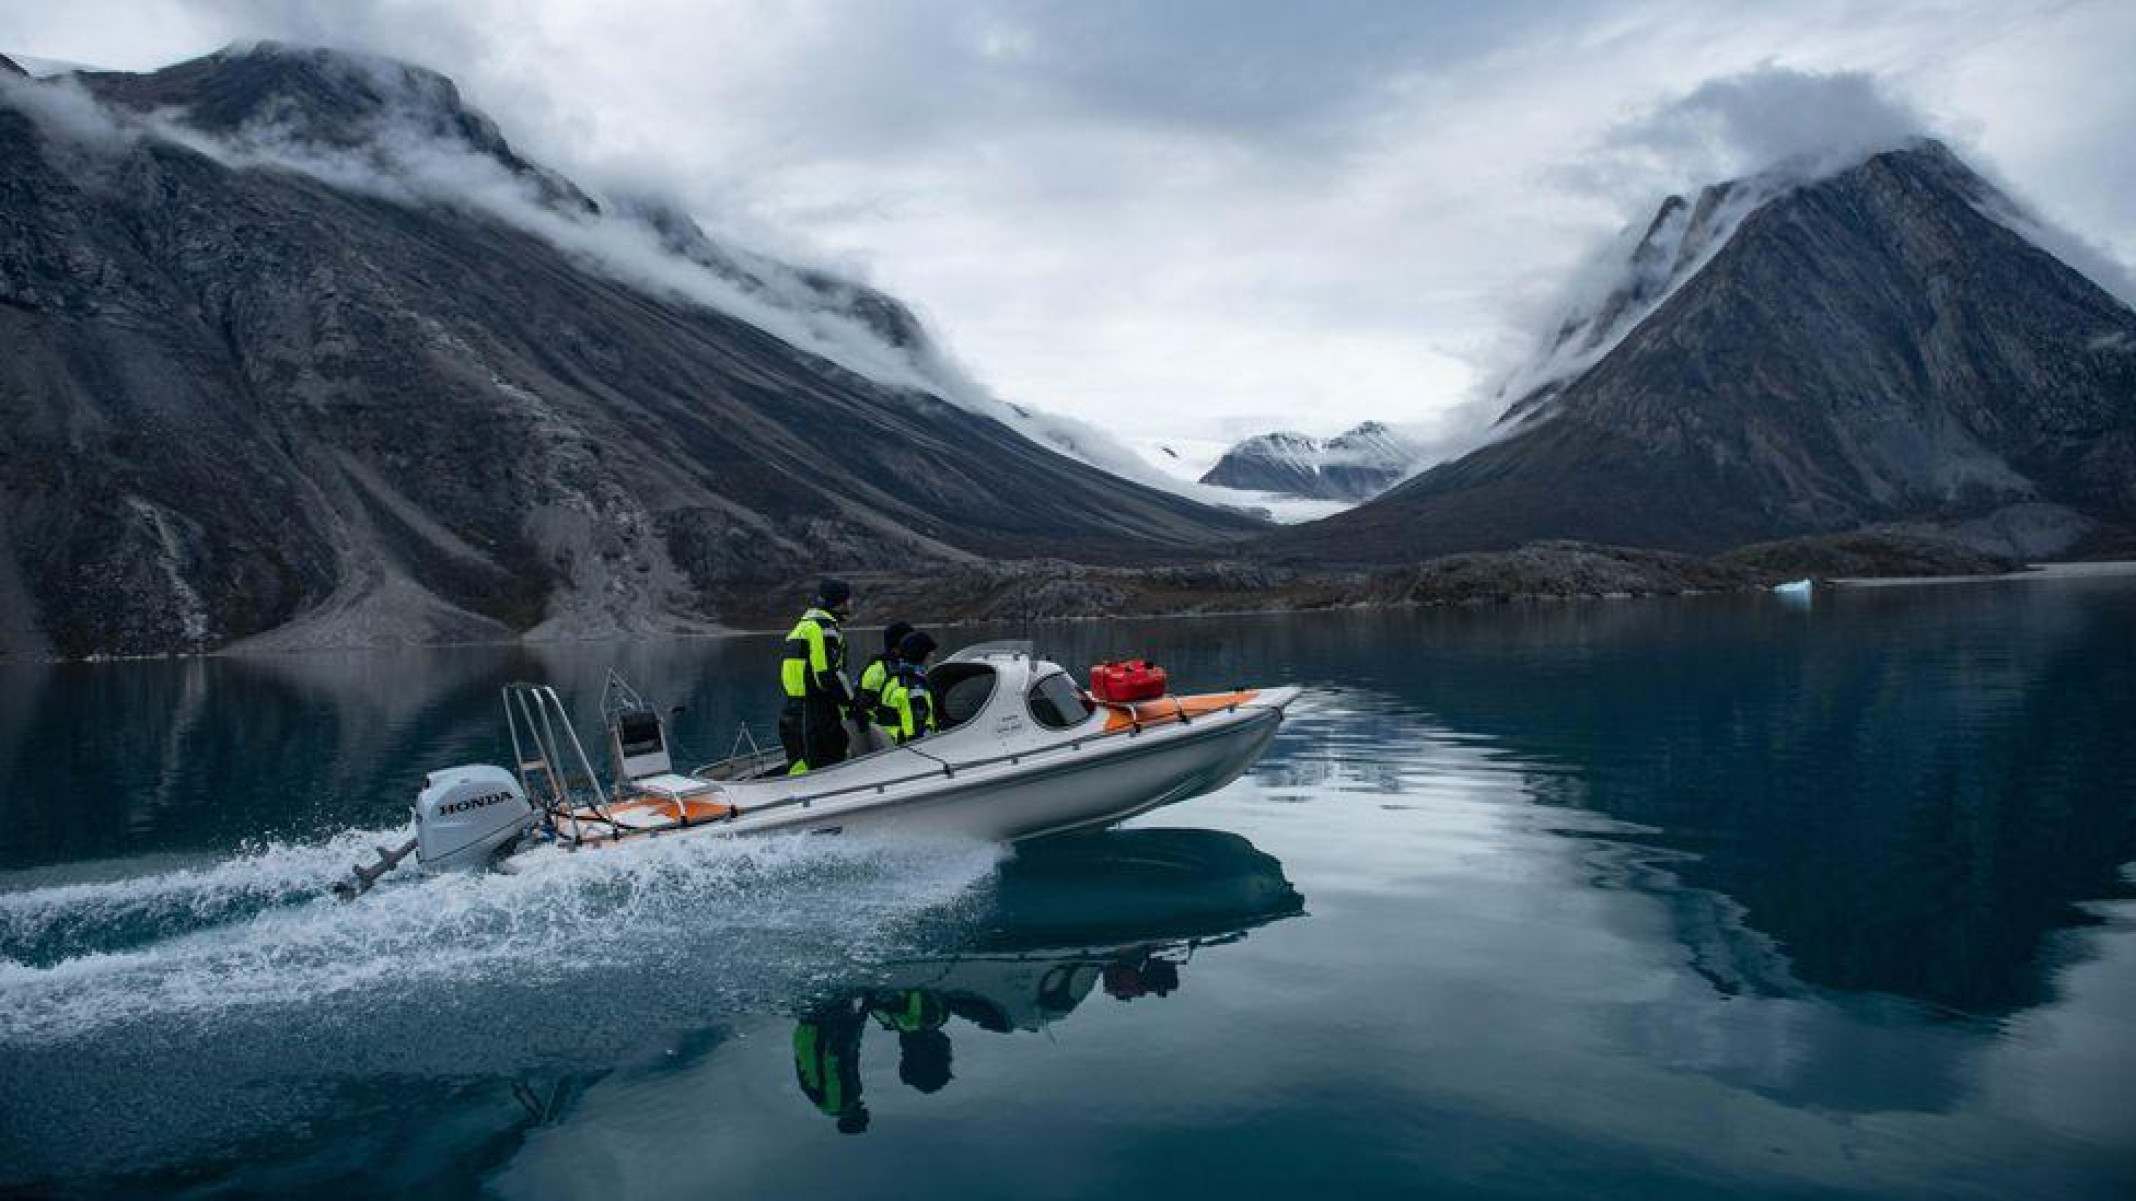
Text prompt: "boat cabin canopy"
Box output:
[[925, 645, 1096, 738]]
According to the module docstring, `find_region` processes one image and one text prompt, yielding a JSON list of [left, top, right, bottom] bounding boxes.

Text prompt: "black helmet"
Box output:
[[898, 630, 938, 663], [881, 621, 915, 655], [816, 577, 852, 608]]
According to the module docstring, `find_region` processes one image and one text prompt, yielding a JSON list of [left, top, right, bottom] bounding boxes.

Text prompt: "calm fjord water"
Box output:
[[3, 578, 2133, 1199]]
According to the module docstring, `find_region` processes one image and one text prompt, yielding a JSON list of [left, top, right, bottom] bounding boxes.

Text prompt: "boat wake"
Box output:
[[0, 825, 1006, 1047], [1, 826, 414, 968]]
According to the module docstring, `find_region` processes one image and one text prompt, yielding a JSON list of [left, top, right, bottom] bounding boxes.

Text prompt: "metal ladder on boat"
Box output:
[[502, 682, 616, 837]]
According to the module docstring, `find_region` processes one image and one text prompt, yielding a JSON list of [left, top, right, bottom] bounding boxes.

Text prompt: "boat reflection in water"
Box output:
[[789, 826, 1304, 1134]]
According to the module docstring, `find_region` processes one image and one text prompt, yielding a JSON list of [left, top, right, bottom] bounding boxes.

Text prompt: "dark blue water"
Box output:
[[3, 578, 2133, 1198]]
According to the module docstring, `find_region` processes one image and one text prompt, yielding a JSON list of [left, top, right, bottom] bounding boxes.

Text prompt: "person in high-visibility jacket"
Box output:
[[854, 621, 914, 737], [779, 578, 856, 775], [877, 630, 939, 745]]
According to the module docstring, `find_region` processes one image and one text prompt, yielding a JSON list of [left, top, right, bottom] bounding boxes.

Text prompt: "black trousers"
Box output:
[[779, 696, 849, 772]]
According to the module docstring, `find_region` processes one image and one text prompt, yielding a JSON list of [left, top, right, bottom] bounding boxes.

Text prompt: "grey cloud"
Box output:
[[1583, 62, 2136, 308], [4, 0, 2131, 456], [85, 0, 1579, 162], [1589, 65, 1933, 197]]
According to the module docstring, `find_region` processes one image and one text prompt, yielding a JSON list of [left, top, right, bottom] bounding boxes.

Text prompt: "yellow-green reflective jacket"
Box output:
[[781, 608, 848, 701], [880, 668, 935, 743], [856, 655, 894, 721]]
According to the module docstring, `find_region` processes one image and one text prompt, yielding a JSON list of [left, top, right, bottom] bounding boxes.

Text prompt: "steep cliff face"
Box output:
[[0, 46, 1258, 657], [1199, 422, 1423, 501], [1269, 142, 2136, 563]]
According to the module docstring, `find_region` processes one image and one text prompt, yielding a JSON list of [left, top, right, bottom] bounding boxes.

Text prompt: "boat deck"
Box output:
[[549, 794, 737, 843]]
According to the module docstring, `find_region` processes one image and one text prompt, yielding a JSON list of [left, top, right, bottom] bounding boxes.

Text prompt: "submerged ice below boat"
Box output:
[[340, 642, 1298, 895]]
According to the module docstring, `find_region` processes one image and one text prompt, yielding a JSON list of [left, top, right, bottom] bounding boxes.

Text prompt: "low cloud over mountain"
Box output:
[[1266, 139, 2136, 563], [0, 45, 1260, 657]]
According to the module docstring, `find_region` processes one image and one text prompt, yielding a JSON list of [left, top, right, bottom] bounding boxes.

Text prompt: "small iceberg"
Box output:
[[1772, 578, 1814, 599]]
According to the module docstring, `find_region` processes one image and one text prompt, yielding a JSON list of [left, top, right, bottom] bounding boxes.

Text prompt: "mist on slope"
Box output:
[[1, 46, 1290, 517], [1474, 65, 2136, 441], [12, 51, 2128, 525]]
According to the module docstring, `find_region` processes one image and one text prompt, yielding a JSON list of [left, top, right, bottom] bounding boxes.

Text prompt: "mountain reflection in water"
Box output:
[[3, 581, 2132, 1199], [1242, 585, 2136, 1019]]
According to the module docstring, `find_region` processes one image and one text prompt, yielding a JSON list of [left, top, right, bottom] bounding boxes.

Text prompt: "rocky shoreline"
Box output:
[[706, 533, 2026, 634], [2, 532, 2056, 664]]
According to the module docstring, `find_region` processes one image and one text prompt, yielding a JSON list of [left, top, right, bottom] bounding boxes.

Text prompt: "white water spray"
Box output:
[[0, 826, 1005, 1045]]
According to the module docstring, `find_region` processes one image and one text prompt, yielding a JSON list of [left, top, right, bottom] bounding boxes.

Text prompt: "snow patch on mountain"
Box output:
[[1198, 422, 1429, 502]]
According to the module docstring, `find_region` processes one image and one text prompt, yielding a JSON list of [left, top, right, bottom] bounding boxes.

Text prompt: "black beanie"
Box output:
[[899, 630, 938, 662], [816, 577, 852, 607], [882, 621, 915, 654]]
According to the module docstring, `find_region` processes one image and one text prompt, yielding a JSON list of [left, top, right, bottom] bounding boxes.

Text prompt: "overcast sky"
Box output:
[[5, 0, 2132, 453]]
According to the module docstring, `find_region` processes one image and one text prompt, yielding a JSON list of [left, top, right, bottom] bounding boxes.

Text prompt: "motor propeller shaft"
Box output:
[[332, 837, 417, 901]]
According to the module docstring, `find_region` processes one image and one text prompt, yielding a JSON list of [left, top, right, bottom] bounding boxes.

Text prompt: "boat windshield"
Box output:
[[930, 663, 999, 731], [1026, 671, 1095, 730]]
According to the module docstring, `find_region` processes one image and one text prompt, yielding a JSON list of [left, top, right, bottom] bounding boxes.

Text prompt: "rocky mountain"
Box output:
[[1265, 141, 2136, 563], [1199, 421, 1423, 501], [0, 45, 1260, 658]]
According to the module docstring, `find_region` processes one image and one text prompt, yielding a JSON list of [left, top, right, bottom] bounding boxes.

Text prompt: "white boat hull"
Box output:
[[715, 700, 1286, 843], [487, 646, 1301, 864]]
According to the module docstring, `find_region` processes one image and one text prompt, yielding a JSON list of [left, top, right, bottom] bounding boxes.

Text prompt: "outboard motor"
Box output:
[[333, 764, 536, 900], [414, 765, 536, 871]]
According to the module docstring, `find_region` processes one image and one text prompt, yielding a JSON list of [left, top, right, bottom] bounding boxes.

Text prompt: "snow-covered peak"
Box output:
[[1198, 422, 1429, 501], [1321, 421, 1418, 469]]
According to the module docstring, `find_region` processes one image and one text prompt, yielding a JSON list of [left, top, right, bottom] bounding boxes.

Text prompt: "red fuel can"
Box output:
[[1089, 659, 1169, 702]]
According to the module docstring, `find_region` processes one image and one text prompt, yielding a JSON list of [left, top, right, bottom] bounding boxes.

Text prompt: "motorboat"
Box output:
[[338, 642, 1299, 895]]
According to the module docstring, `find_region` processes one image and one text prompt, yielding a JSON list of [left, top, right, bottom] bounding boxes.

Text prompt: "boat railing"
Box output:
[[691, 721, 788, 782], [502, 676, 1278, 833], [503, 682, 615, 831], [694, 746, 788, 782], [598, 669, 650, 728]]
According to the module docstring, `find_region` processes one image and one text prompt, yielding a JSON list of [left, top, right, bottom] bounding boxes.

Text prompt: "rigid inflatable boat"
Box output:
[[338, 642, 1298, 895]]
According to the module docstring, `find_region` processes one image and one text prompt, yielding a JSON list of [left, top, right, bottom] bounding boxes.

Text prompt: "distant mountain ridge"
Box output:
[[1267, 141, 2136, 563], [1200, 421, 1424, 501], [0, 44, 1259, 657], [9, 50, 2131, 656]]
